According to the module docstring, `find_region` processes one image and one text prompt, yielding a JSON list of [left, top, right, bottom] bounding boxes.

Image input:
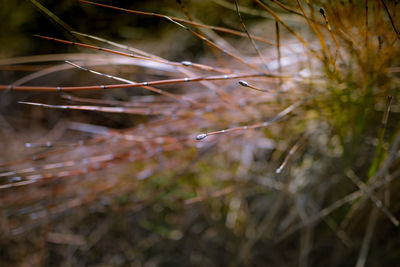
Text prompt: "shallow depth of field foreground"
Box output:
[[0, 0, 400, 266]]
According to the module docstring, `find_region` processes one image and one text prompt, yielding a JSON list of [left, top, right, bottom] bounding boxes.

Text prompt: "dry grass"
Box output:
[[0, 0, 400, 266]]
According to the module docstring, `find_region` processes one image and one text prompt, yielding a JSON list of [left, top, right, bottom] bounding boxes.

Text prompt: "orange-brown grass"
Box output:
[[0, 0, 399, 266]]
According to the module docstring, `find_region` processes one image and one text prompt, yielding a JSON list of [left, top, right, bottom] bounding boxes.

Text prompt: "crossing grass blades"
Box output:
[[0, 0, 400, 266]]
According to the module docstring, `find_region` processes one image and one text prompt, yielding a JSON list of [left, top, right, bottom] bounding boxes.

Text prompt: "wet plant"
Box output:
[[0, 0, 399, 266]]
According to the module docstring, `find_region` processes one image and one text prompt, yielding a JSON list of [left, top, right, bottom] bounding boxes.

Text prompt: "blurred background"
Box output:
[[1, 1, 400, 266]]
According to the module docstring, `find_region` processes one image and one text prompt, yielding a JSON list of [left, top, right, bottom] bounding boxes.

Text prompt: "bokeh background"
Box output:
[[1, 1, 400, 266]]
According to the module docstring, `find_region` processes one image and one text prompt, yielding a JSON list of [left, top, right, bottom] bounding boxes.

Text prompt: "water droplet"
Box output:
[[196, 133, 208, 140], [238, 80, 249, 87]]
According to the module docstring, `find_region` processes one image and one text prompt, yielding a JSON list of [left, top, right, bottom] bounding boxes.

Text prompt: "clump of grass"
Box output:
[[0, 0, 399, 266]]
